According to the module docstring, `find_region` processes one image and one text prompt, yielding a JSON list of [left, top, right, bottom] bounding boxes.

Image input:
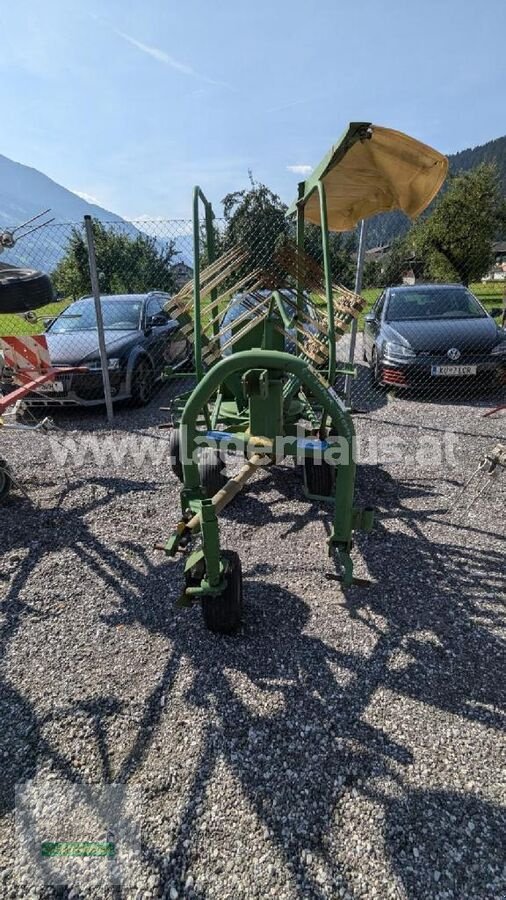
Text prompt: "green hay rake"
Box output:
[[157, 122, 447, 633]]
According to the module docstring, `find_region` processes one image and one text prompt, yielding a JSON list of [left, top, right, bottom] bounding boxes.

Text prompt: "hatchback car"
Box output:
[[24, 292, 191, 407], [363, 284, 506, 389]]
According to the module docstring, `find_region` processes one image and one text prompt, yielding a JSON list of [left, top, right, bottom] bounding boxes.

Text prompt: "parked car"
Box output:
[[363, 284, 506, 389], [23, 292, 191, 407], [220, 288, 323, 357]]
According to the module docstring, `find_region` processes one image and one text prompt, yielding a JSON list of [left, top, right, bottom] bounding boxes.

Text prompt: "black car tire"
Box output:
[[201, 550, 243, 635], [0, 458, 12, 501], [130, 358, 155, 407], [371, 349, 385, 390], [0, 265, 54, 314]]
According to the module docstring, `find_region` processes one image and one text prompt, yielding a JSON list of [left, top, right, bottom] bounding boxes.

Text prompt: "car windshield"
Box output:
[[48, 298, 142, 333], [385, 288, 486, 321], [222, 290, 315, 325]]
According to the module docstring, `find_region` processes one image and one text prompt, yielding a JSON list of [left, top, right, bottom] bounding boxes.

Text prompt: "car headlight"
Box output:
[[384, 341, 416, 359], [86, 358, 121, 370], [491, 342, 506, 356]]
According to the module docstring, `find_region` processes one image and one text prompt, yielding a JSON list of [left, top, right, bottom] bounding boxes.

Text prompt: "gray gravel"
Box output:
[[0, 372, 505, 900]]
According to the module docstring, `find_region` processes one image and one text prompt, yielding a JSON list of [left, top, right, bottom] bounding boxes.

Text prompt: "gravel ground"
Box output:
[[0, 364, 505, 900]]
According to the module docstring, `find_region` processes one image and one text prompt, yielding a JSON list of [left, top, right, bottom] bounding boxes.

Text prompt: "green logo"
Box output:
[[41, 841, 116, 858]]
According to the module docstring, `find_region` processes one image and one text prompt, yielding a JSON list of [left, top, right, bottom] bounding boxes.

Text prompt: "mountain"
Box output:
[[365, 134, 506, 248], [0, 154, 193, 271]]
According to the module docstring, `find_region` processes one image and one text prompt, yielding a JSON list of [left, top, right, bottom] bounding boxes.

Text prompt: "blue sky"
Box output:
[[1, 0, 504, 220]]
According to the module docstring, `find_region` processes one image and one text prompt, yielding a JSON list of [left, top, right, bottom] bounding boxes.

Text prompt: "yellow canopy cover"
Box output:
[[299, 124, 448, 232]]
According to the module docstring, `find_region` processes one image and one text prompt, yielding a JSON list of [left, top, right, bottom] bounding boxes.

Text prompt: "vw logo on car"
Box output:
[[446, 347, 461, 361]]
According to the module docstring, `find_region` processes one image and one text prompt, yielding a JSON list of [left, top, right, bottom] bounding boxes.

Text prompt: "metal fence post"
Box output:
[[84, 215, 114, 425], [344, 218, 367, 408]]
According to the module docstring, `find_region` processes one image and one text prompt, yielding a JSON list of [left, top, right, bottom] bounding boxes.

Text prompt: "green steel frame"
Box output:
[[162, 167, 373, 618]]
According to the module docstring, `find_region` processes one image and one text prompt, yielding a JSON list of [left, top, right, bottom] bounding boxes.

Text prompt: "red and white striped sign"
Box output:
[[0, 334, 51, 385]]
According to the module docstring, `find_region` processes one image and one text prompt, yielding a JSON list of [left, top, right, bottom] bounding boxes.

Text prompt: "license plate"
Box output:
[[38, 380, 64, 393], [431, 365, 477, 377]]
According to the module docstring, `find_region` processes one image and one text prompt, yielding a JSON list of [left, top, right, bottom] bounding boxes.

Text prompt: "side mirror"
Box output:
[[364, 312, 376, 323], [147, 314, 167, 328], [489, 307, 502, 318]]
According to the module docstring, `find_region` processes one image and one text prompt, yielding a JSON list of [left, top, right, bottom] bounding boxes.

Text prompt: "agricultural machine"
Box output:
[[158, 122, 448, 633]]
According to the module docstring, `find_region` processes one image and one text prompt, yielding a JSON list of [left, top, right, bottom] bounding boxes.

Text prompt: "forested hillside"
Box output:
[[366, 134, 506, 247]]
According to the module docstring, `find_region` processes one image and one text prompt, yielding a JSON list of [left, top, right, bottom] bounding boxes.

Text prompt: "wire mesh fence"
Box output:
[[0, 213, 504, 432]]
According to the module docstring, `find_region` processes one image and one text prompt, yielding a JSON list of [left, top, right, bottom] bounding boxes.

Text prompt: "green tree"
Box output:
[[362, 258, 382, 289], [302, 225, 357, 288], [221, 173, 289, 274], [378, 237, 413, 287], [410, 164, 506, 285], [52, 220, 178, 299]]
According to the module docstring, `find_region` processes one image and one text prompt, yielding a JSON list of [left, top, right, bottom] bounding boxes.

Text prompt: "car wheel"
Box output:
[[0, 265, 54, 314], [130, 358, 154, 407], [371, 349, 384, 389]]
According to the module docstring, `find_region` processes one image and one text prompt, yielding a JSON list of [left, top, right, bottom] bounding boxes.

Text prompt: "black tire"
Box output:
[[0, 458, 12, 501], [0, 265, 54, 314], [304, 456, 335, 497], [198, 448, 226, 498], [130, 358, 155, 407], [202, 550, 243, 635], [371, 349, 386, 390], [168, 427, 183, 481]]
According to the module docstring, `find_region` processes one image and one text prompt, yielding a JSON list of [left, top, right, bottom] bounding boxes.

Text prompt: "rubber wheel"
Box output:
[[0, 458, 12, 501], [304, 457, 334, 497], [198, 448, 226, 499], [130, 358, 154, 407], [168, 428, 183, 481], [371, 349, 386, 390], [0, 264, 54, 313], [202, 550, 243, 635]]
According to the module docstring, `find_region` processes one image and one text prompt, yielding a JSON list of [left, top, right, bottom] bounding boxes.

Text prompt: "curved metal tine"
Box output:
[[200, 273, 265, 321], [11, 208, 52, 234], [209, 295, 270, 343], [456, 472, 499, 523], [215, 309, 269, 352], [16, 217, 56, 241], [445, 458, 488, 514]]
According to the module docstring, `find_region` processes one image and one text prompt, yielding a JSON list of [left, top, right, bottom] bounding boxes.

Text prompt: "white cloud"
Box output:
[[286, 164, 313, 176], [73, 190, 103, 206], [114, 29, 232, 89], [116, 31, 194, 75]]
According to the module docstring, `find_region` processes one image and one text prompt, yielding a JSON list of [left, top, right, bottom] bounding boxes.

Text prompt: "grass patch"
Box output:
[[0, 299, 69, 336], [0, 283, 502, 340]]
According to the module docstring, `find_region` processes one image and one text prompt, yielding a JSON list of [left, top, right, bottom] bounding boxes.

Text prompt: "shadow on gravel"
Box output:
[[0, 475, 155, 819], [2, 459, 504, 896], [382, 787, 506, 900]]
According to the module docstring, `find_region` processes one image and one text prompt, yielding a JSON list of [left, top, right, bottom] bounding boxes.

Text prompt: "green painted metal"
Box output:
[[192, 186, 216, 381], [286, 122, 371, 219], [162, 151, 378, 618], [296, 181, 305, 356], [180, 349, 354, 488], [200, 499, 222, 587], [317, 181, 336, 386], [173, 348, 359, 584], [244, 369, 284, 442]]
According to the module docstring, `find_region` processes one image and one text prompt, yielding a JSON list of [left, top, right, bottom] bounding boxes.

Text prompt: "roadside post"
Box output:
[[344, 218, 367, 408], [84, 215, 114, 425]]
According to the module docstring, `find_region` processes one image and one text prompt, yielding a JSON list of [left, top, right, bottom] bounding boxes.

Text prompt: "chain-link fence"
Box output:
[[0, 213, 504, 454]]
